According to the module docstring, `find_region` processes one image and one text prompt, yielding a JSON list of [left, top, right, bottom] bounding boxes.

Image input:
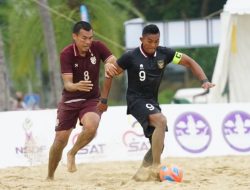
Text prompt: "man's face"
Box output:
[[140, 33, 160, 55], [73, 28, 93, 54]]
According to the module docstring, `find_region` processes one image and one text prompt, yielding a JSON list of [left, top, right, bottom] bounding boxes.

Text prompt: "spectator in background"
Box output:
[[12, 91, 27, 110]]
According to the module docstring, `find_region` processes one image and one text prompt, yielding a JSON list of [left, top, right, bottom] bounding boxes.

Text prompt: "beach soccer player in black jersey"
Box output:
[[46, 21, 116, 180], [105, 24, 215, 181]]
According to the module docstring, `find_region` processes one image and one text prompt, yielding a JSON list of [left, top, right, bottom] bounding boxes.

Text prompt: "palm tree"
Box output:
[[37, 0, 62, 107], [2, 0, 144, 107], [0, 0, 11, 111], [0, 29, 10, 111]]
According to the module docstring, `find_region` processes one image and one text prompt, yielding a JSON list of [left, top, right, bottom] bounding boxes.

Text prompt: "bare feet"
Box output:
[[67, 152, 77, 173], [132, 166, 150, 181], [148, 165, 161, 181], [132, 165, 161, 182], [46, 176, 54, 181]]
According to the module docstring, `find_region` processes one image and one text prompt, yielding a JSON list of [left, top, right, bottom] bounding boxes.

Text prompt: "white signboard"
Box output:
[[0, 103, 249, 168]]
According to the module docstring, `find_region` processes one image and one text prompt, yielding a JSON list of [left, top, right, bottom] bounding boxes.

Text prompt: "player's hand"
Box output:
[[76, 80, 93, 91], [105, 63, 118, 78], [201, 81, 215, 90], [97, 101, 108, 112]]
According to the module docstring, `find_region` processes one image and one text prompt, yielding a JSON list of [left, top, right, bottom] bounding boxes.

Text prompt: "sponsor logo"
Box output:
[[72, 133, 106, 154], [15, 118, 45, 165], [174, 112, 212, 153], [122, 130, 150, 152], [123, 116, 150, 152], [222, 111, 250, 152]]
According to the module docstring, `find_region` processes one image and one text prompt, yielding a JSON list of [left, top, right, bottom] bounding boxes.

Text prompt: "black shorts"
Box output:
[[127, 98, 167, 138]]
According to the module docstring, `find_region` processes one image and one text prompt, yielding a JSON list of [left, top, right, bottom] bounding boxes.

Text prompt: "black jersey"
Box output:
[[117, 45, 176, 102]]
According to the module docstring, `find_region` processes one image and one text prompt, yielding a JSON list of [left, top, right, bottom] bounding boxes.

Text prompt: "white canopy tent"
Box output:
[[208, 0, 250, 103]]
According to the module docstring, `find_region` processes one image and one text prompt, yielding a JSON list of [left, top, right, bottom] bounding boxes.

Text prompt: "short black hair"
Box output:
[[142, 24, 160, 36], [73, 21, 92, 34]]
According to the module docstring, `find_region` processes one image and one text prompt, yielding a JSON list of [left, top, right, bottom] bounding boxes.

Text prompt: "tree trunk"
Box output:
[[0, 30, 11, 111], [200, 0, 210, 17], [38, 0, 62, 107]]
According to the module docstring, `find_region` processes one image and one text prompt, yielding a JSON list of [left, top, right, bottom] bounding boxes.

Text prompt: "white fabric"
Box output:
[[224, 0, 250, 14], [209, 12, 232, 102], [208, 0, 250, 103], [229, 15, 250, 102], [64, 99, 86, 103]]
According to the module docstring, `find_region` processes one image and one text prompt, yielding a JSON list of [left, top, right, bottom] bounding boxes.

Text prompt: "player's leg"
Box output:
[[128, 100, 155, 181], [142, 146, 153, 167], [132, 145, 153, 181], [129, 99, 167, 181], [148, 113, 167, 179], [47, 102, 78, 180], [150, 113, 166, 166], [47, 129, 72, 180], [134, 134, 152, 169], [142, 134, 166, 166], [133, 138, 166, 181], [133, 114, 166, 181], [67, 111, 101, 172]]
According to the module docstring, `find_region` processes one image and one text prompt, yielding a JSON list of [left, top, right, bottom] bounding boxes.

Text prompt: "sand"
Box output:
[[0, 155, 249, 190]]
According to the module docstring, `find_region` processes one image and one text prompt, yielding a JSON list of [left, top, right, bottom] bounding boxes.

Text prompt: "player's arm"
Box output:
[[101, 56, 117, 99], [105, 60, 124, 78], [174, 52, 215, 89], [98, 56, 117, 112], [62, 74, 93, 92], [98, 76, 112, 112]]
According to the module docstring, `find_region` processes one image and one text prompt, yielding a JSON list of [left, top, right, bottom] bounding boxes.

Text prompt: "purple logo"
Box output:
[[123, 117, 150, 152], [222, 111, 250, 152], [122, 131, 150, 152], [174, 112, 212, 153], [72, 134, 106, 155]]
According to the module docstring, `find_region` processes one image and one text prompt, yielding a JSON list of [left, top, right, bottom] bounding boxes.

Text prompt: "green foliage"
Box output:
[[177, 47, 218, 80], [52, 0, 134, 56], [131, 0, 200, 20], [84, 0, 127, 56], [158, 88, 176, 104], [2, 0, 132, 97], [0, 0, 9, 26], [0, 0, 10, 63], [206, 0, 227, 16], [7, 0, 44, 91], [0, 0, 226, 106], [131, 0, 227, 20], [111, 0, 145, 19], [50, 3, 78, 51]]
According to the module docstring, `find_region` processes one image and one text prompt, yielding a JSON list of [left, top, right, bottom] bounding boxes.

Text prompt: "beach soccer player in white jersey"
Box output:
[[104, 24, 215, 181]]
